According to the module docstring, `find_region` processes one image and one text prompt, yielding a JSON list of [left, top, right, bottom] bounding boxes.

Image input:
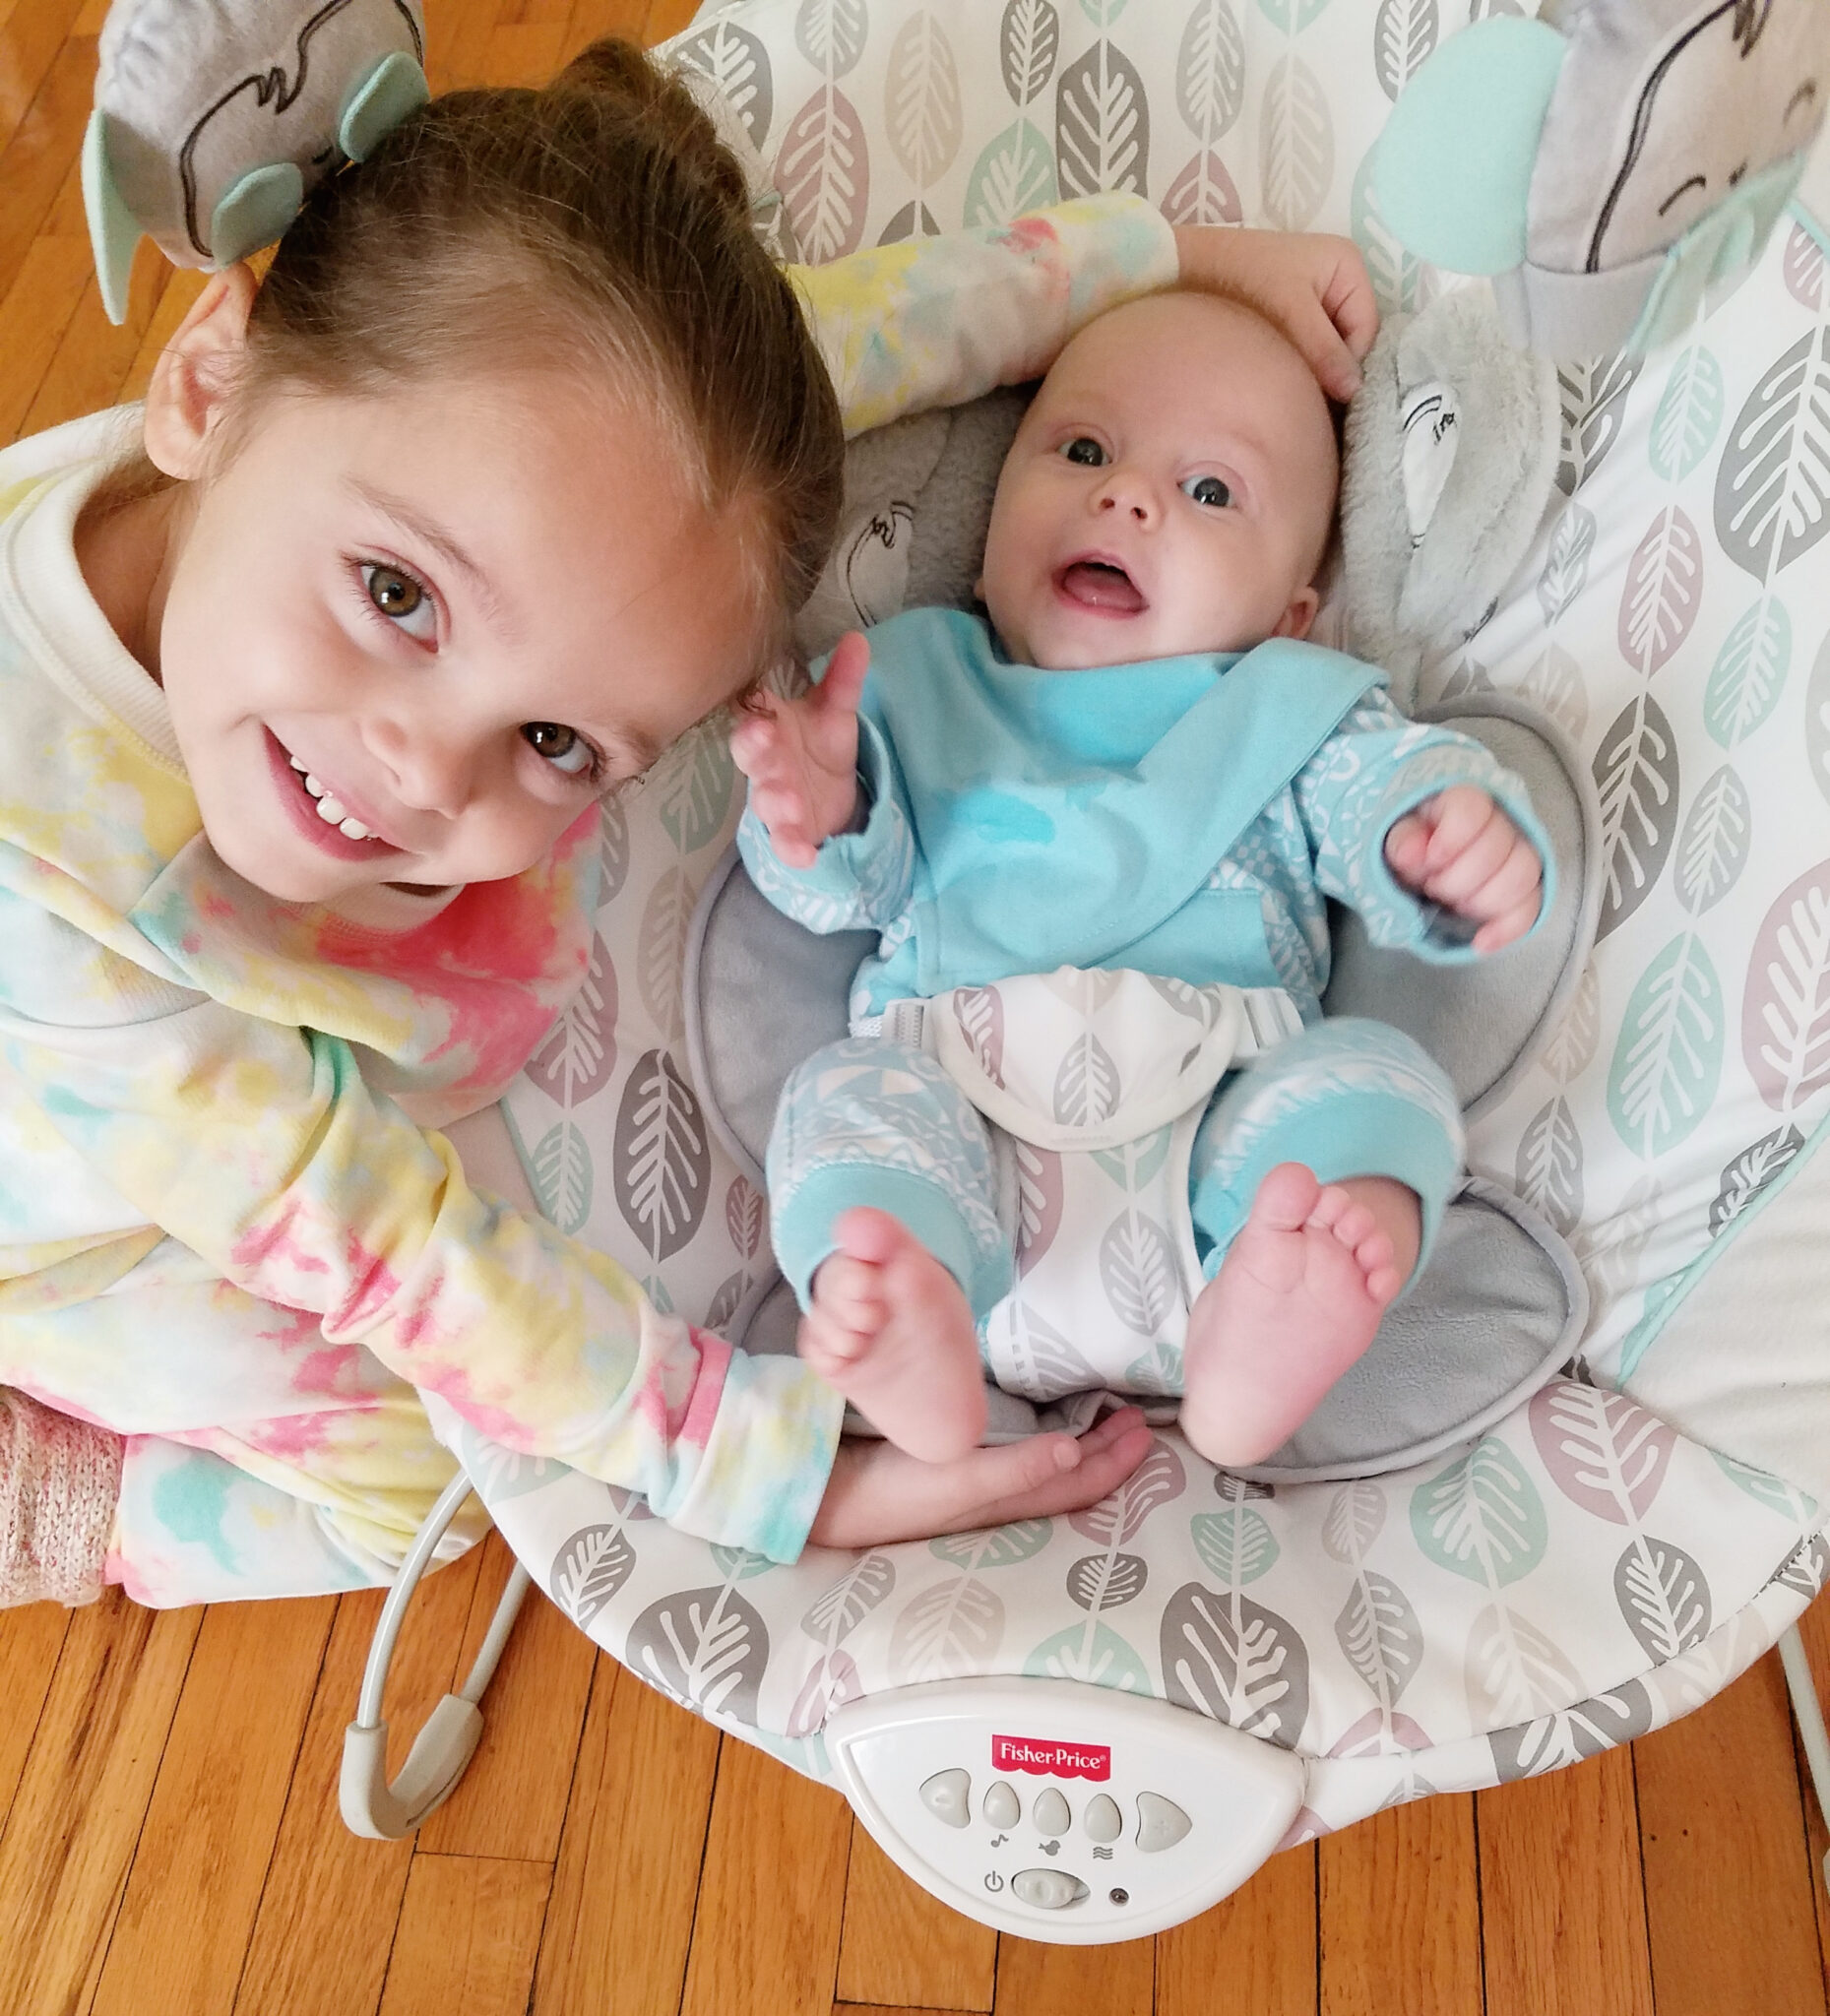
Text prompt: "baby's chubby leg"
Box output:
[[801, 1209, 989, 1462], [1180, 1165, 1420, 1469]]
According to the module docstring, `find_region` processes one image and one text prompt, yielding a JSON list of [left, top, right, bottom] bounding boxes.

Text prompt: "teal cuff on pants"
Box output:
[[1191, 1096, 1461, 1292], [772, 1164, 1015, 1318]]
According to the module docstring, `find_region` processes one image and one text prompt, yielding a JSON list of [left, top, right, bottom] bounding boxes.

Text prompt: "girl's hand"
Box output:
[[1172, 226, 1378, 402], [729, 631, 871, 869], [1384, 785, 1545, 954], [807, 1406, 1155, 1550]]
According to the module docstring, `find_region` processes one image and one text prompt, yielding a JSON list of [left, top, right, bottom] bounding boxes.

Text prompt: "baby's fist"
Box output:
[[1384, 785, 1543, 954]]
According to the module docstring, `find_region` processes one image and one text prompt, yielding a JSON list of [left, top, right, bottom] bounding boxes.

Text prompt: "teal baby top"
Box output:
[[738, 606, 1552, 1025]]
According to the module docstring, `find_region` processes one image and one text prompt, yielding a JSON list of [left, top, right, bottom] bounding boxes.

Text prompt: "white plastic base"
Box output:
[[827, 1676, 1306, 1942]]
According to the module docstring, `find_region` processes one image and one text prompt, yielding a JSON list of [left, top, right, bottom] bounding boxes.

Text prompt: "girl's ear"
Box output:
[[1274, 585, 1321, 642], [142, 264, 259, 479]]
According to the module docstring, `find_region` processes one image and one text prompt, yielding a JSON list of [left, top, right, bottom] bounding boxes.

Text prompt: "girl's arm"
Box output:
[[793, 196, 1376, 438]]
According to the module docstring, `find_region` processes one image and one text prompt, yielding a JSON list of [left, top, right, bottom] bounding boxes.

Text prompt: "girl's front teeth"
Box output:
[[288, 754, 374, 841]]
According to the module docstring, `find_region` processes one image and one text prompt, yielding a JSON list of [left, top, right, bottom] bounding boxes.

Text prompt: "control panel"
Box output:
[[827, 1676, 1306, 1942]]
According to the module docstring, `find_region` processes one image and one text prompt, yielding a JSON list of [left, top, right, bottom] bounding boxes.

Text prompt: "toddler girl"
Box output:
[[737, 290, 1550, 1471], [0, 40, 1376, 1606]]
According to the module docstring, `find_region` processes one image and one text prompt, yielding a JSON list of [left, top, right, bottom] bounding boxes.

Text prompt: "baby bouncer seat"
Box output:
[[347, 0, 1830, 1943]]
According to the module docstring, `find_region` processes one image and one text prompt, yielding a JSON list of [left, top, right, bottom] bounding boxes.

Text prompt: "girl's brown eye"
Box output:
[[522, 722, 594, 776], [366, 566, 423, 617]]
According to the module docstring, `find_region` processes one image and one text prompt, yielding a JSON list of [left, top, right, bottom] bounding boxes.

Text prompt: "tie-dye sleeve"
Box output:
[[0, 894, 843, 1563], [792, 193, 1178, 438]]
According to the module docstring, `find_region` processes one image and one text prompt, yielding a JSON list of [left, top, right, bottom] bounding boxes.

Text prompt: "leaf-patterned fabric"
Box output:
[[476, 0, 1830, 1843]]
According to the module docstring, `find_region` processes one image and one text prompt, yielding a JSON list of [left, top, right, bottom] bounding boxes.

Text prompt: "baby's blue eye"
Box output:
[[1180, 474, 1232, 509], [1060, 436, 1106, 467], [522, 723, 596, 777]]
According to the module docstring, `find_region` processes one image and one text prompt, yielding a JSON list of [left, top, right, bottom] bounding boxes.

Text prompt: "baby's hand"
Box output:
[[729, 631, 870, 870], [1384, 785, 1544, 954], [1172, 226, 1378, 403]]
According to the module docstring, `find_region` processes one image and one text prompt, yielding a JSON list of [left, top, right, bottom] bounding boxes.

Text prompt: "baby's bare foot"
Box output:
[[800, 1207, 987, 1462], [1180, 1165, 1416, 1468]]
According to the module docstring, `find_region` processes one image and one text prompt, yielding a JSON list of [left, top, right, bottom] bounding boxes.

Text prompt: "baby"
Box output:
[[734, 289, 1549, 1472]]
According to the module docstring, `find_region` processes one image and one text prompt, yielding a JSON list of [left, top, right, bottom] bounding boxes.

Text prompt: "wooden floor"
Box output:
[[6, 1, 1830, 2010]]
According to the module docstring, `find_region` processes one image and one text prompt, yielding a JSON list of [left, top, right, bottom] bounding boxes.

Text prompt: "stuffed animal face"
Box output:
[[1536, 0, 1825, 274]]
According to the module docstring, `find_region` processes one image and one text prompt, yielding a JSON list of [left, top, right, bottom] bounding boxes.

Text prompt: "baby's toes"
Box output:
[[812, 1253, 884, 1332], [798, 1306, 865, 1373]]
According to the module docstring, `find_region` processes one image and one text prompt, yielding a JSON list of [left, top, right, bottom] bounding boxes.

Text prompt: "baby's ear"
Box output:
[[1275, 587, 1321, 643], [141, 263, 258, 478]]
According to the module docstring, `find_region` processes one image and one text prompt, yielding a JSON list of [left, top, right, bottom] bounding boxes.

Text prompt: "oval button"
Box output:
[[1084, 1793, 1122, 1844], [983, 1780, 1021, 1829], [1033, 1788, 1071, 1838], [1012, 1867, 1089, 1910], [919, 1768, 971, 1828]]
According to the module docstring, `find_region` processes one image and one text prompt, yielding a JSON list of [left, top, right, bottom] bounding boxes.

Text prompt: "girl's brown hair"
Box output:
[[143, 40, 844, 669]]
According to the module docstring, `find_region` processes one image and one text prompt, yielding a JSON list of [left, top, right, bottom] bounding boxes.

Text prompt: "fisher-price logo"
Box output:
[[990, 1734, 1111, 1781]]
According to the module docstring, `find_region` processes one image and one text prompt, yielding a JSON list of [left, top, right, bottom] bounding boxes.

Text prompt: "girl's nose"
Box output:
[[1095, 467, 1157, 525], [366, 715, 475, 818]]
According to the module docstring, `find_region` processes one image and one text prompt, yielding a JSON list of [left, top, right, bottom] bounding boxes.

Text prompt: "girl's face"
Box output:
[[148, 362, 760, 908]]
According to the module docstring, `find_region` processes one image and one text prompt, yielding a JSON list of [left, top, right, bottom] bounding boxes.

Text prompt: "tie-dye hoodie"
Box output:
[[0, 194, 1178, 1563]]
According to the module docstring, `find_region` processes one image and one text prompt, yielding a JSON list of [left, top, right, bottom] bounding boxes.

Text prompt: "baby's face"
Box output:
[[978, 292, 1339, 669]]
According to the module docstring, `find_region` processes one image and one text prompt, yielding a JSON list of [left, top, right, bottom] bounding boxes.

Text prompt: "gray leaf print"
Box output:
[[672, 20, 774, 148], [1514, 1096, 1583, 1235], [885, 11, 963, 188], [1056, 39, 1150, 199], [1488, 1679, 1655, 1782], [801, 1550, 897, 1642], [1777, 1532, 1830, 1599], [1070, 1435, 1188, 1545], [1714, 327, 1830, 583], [1099, 1210, 1178, 1334], [551, 1524, 636, 1628], [1321, 1479, 1387, 1563], [613, 1049, 712, 1263], [889, 1572, 1005, 1681], [527, 932, 617, 1107], [637, 865, 695, 1040], [657, 729, 735, 857], [1783, 220, 1825, 314], [1161, 1584, 1310, 1743], [1160, 150, 1242, 225], [1536, 502, 1596, 626], [1615, 507, 1703, 678], [1373, 0, 1438, 102], [597, 795, 630, 909], [999, 0, 1059, 108], [1740, 860, 1830, 1114], [1521, 643, 1589, 744], [1013, 1139, 1064, 1275], [1673, 764, 1751, 919], [1614, 1537, 1711, 1661], [1806, 623, 1830, 808], [794, 0, 868, 77], [703, 1270, 747, 1334], [530, 1118, 593, 1236], [953, 985, 1004, 1083], [992, 1296, 1104, 1397], [1258, 52, 1332, 231], [1175, 0, 1244, 141], [1067, 1550, 1148, 1611], [1054, 1029, 1119, 1124], [726, 1175, 766, 1260], [628, 1585, 768, 1724], [1556, 351, 1642, 496], [1593, 693, 1679, 940], [1709, 1122, 1805, 1234], [877, 200, 941, 243], [1335, 1573, 1422, 1709]]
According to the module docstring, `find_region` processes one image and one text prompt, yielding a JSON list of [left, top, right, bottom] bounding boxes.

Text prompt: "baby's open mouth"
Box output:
[[1056, 558, 1148, 615]]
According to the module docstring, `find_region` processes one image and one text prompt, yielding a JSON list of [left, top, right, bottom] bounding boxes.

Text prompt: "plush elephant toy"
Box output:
[[1373, 0, 1829, 358], [83, 0, 429, 324]]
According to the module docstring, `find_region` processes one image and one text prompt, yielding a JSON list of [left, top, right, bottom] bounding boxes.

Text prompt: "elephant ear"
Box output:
[[82, 109, 142, 327], [1370, 18, 1567, 277]]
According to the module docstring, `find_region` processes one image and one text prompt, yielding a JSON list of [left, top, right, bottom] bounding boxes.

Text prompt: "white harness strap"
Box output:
[[883, 969, 1302, 1400]]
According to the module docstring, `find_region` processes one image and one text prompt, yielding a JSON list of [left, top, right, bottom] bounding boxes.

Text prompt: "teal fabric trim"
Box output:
[[773, 1163, 1013, 1319], [1371, 18, 1566, 275], [82, 110, 138, 328], [1192, 1097, 1461, 1292], [1612, 1105, 1830, 1387]]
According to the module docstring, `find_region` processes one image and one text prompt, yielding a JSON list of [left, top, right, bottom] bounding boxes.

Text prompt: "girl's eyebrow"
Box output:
[[346, 478, 510, 632]]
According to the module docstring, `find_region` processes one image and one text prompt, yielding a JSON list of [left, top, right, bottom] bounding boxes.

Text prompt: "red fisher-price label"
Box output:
[[990, 1734, 1111, 1781]]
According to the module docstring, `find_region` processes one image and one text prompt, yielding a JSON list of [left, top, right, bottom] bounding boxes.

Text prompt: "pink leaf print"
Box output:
[[526, 931, 617, 1105], [1326, 1707, 1433, 1758], [1784, 221, 1825, 314], [1160, 150, 1242, 226], [1068, 1435, 1186, 1545], [1741, 858, 1830, 1114], [1615, 506, 1702, 677], [1528, 1382, 1675, 1525], [726, 1176, 766, 1261], [788, 1647, 861, 1735], [1013, 1139, 1063, 1276], [1276, 1805, 1334, 1850], [776, 86, 868, 265]]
